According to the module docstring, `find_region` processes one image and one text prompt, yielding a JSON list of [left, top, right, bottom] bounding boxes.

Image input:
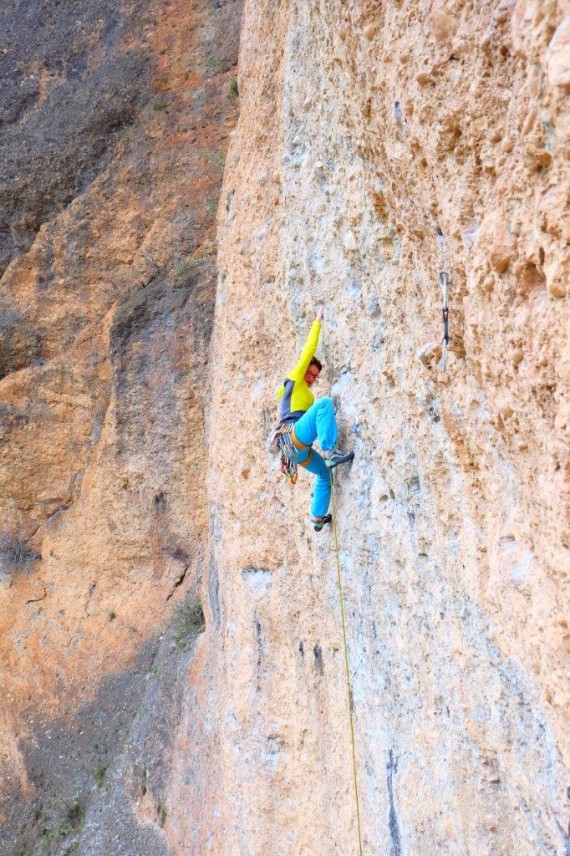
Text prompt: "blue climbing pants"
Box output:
[[293, 397, 337, 518]]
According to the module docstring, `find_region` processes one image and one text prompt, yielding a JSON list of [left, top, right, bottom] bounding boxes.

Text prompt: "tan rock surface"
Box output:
[[0, 0, 568, 854], [204, 0, 569, 853]]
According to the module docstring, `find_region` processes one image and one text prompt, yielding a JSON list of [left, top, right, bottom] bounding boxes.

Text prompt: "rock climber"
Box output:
[[274, 304, 354, 531]]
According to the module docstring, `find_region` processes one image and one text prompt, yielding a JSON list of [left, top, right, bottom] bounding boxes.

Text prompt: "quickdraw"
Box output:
[[436, 227, 451, 373], [438, 270, 450, 373]]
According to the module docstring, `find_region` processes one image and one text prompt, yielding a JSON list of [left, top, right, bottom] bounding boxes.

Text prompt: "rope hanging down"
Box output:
[[330, 475, 364, 856]]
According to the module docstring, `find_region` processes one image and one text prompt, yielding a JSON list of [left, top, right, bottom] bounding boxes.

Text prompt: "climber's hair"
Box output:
[[309, 357, 322, 372]]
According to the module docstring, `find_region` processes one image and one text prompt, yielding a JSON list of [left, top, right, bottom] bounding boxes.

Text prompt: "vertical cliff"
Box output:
[[0, 0, 241, 853], [0, 1, 568, 855], [206, 0, 569, 854]]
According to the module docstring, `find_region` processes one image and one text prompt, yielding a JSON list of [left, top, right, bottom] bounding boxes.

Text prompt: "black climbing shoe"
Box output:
[[313, 514, 332, 532], [324, 449, 355, 469]]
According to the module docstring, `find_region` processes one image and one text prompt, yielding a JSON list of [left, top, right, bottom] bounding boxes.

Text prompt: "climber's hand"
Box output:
[[316, 304, 324, 321]]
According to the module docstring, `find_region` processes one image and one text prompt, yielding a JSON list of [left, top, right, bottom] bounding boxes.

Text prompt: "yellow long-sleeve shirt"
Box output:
[[277, 320, 321, 424]]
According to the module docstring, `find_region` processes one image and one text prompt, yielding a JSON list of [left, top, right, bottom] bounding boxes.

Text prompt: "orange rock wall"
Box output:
[[0, 0, 241, 852]]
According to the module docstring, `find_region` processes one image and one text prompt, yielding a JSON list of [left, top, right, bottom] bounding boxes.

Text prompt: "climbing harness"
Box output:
[[271, 422, 313, 484], [436, 227, 451, 373], [330, 475, 364, 856]]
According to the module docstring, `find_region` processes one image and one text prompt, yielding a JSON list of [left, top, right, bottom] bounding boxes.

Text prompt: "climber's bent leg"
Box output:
[[294, 397, 337, 452]]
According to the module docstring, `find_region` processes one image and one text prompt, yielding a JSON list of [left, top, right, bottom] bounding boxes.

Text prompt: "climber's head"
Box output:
[[305, 357, 322, 387]]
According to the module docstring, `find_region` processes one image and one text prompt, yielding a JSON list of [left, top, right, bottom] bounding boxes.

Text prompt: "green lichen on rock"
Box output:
[[172, 596, 205, 649]]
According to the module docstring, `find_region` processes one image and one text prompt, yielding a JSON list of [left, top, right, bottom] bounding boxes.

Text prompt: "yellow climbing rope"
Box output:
[[330, 476, 364, 856]]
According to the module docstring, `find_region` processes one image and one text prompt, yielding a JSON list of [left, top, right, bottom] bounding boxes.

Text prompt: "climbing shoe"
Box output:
[[313, 514, 332, 532], [324, 449, 355, 469]]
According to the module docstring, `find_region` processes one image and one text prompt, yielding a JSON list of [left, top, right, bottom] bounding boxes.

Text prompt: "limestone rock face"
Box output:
[[0, 0, 568, 855], [0, 0, 241, 852], [206, 0, 569, 854]]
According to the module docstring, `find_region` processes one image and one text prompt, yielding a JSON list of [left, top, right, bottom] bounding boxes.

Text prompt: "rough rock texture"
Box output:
[[0, 0, 569, 855], [206, 0, 569, 854], [0, 0, 241, 853]]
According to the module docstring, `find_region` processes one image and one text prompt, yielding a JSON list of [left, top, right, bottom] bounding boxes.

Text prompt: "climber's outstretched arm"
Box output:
[[289, 306, 323, 381]]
